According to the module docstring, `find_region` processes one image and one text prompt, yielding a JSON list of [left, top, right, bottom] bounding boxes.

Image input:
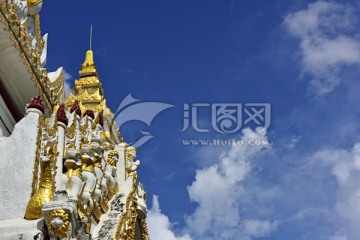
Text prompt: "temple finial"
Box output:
[[79, 50, 97, 77], [90, 24, 93, 50]]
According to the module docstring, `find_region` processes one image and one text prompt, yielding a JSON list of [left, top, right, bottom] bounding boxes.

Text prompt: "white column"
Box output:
[[115, 142, 128, 185], [75, 115, 81, 150], [55, 121, 66, 191]]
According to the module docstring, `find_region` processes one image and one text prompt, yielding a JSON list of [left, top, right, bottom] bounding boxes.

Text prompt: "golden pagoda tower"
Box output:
[[65, 50, 109, 114]]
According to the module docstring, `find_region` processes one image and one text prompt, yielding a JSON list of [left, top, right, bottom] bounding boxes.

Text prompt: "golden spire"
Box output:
[[79, 50, 98, 77], [79, 26, 95, 77], [64, 44, 122, 143], [65, 50, 108, 114]]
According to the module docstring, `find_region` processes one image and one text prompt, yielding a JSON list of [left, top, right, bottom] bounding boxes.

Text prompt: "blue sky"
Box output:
[[43, 0, 360, 239]]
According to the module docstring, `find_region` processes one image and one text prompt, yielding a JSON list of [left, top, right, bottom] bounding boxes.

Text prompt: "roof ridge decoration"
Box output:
[[0, 0, 65, 110]]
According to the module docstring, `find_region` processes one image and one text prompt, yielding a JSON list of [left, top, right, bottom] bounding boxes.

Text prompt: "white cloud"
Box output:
[[147, 195, 193, 240], [285, 135, 302, 149], [184, 128, 276, 240], [284, 1, 360, 96], [242, 220, 279, 239], [312, 143, 360, 239], [149, 129, 275, 240], [63, 69, 73, 98], [149, 117, 360, 240]]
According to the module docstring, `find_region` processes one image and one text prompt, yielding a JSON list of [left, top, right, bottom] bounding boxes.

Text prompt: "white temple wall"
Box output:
[[0, 109, 40, 220]]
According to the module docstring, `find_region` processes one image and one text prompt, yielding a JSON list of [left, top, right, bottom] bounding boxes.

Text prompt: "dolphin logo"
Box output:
[[113, 94, 174, 148]]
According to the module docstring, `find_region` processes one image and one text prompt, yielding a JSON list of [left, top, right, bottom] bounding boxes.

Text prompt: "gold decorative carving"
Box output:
[[33, 14, 44, 51], [126, 146, 137, 161], [66, 162, 82, 180], [48, 209, 70, 239], [27, 0, 43, 8], [25, 142, 58, 219], [92, 200, 102, 223], [101, 194, 109, 212], [31, 115, 43, 196], [66, 117, 76, 139], [103, 141, 115, 152], [79, 117, 89, 137], [44, 118, 57, 138], [0, 2, 64, 110], [114, 173, 150, 239], [141, 219, 151, 240], [114, 173, 139, 240], [107, 150, 119, 167]]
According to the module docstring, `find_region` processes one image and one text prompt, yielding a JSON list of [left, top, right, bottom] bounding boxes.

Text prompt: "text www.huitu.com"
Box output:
[[182, 139, 270, 146]]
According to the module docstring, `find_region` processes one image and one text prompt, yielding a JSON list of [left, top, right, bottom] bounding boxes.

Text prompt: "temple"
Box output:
[[0, 1, 150, 239]]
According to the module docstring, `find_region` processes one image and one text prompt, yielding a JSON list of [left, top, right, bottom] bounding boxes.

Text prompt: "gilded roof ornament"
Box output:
[[27, 0, 43, 8], [79, 50, 98, 77], [27, 0, 43, 16]]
